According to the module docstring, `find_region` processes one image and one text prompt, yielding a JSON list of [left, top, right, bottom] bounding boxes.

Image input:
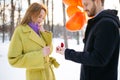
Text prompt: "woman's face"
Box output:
[[36, 9, 46, 25], [32, 9, 46, 25]]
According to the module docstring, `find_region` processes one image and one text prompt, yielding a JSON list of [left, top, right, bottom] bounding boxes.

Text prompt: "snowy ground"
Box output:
[[0, 38, 120, 80]]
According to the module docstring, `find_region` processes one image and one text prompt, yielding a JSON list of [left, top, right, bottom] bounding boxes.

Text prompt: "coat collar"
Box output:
[[21, 24, 31, 32], [21, 24, 46, 47]]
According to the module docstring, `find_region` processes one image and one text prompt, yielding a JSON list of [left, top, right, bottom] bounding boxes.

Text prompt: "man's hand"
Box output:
[[56, 42, 65, 55]]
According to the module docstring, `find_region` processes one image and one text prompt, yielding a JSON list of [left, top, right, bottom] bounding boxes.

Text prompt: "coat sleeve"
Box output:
[[8, 27, 45, 69], [65, 19, 119, 67]]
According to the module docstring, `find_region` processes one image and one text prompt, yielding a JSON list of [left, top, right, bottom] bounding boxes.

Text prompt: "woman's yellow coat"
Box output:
[[8, 25, 59, 80]]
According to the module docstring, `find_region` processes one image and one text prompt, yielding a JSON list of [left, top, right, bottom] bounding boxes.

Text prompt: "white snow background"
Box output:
[[0, 38, 120, 80]]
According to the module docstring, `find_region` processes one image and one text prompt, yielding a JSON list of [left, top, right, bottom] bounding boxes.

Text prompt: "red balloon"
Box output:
[[66, 11, 86, 31], [62, 0, 78, 6], [67, 6, 81, 17]]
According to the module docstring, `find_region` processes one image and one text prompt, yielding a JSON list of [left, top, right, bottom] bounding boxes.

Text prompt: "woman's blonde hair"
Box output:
[[20, 2, 47, 25]]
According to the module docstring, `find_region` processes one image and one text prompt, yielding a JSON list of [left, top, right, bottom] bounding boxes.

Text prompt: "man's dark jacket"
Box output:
[[65, 9, 120, 80]]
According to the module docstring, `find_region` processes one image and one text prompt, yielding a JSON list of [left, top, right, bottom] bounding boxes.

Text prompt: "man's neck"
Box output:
[[94, 7, 104, 17]]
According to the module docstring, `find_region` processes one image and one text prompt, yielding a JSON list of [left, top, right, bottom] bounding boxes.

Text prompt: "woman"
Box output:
[[8, 2, 59, 80]]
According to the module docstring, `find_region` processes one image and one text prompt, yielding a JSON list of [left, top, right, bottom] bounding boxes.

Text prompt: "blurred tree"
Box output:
[[28, 0, 31, 5], [62, 3, 68, 48], [42, 0, 45, 4], [76, 31, 80, 45], [51, 0, 53, 32], [46, 0, 50, 31], [16, 0, 22, 25], [9, 0, 15, 40], [2, 0, 5, 42]]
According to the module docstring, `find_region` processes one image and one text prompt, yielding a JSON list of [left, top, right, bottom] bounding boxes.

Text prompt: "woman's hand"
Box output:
[[43, 46, 50, 56], [38, 23, 45, 32]]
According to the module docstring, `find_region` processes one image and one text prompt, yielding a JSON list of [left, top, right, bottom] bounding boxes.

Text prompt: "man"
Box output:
[[56, 0, 120, 80]]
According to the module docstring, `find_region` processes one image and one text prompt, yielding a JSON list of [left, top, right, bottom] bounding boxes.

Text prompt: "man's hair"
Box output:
[[92, 0, 105, 6], [101, 0, 105, 6]]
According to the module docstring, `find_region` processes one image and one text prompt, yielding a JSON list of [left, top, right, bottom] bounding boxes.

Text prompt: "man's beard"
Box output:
[[88, 3, 96, 17]]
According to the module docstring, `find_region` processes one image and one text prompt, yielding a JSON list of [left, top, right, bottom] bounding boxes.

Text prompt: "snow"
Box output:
[[0, 38, 119, 80]]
